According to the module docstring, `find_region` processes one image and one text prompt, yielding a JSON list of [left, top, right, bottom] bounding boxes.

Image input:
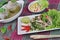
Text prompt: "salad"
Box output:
[[28, 0, 49, 13], [44, 9, 60, 29], [19, 9, 60, 33]]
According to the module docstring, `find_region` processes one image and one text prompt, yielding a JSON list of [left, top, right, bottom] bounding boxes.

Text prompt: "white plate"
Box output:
[[28, 1, 45, 13], [0, 0, 24, 23], [18, 14, 60, 35]]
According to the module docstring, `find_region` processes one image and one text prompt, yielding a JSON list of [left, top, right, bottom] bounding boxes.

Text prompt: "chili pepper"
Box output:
[[3, 36, 10, 40], [4, 38, 10, 40], [21, 25, 30, 32], [46, 16, 48, 18], [7, 25, 12, 31]]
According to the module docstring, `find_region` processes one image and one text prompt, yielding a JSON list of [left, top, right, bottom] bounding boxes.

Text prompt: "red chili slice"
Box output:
[[46, 16, 48, 18], [8, 25, 12, 31], [21, 26, 30, 32], [3, 36, 10, 40], [4, 38, 10, 40]]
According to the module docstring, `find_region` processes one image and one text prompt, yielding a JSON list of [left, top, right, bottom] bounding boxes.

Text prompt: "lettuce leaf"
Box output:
[[37, 0, 49, 9], [42, 9, 60, 29]]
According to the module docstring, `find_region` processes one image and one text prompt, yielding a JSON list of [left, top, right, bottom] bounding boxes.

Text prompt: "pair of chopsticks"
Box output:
[[30, 35, 60, 39]]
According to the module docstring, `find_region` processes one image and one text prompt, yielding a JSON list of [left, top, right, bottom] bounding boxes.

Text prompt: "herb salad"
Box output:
[[19, 9, 60, 32]]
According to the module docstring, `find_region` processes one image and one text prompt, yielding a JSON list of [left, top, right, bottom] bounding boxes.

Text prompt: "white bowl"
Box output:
[[28, 1, 45, 13], [0, 0, 24, 23]]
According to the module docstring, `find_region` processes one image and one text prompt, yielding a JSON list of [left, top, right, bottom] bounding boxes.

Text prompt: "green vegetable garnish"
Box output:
[[11, 0, 16, 3], [21, 17, 30, 24], [0, 0, 8, 7], [42, 9, 60, 29], [37, 0, 49, 9], [0, 8, 5, 13], [47, 9, 59, 26], [56, 18, 60, 28], [1, 27, 7, 34], [45, 24, 55, 30], [41, 13, 48, 22], [31, 20, 44, 30]]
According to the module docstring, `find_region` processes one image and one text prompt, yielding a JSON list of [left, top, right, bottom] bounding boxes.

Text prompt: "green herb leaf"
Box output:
[[11, 0, 16, 3], [0, 8, 5, 13], [42, 9, 60, 29], [45, 24, 55, 30], [1, 27, 7, 34], [0, 0, 8, 7], [37, 0, 49, 9]]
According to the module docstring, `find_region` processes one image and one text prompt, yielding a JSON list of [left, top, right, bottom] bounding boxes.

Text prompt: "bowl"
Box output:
[[28, 1, 45, 13], [0, 0, 24, 23]]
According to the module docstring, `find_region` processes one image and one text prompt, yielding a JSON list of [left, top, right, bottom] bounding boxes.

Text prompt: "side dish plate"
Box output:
[[0, 0, 24, 23], [18, 14, 60, 35]]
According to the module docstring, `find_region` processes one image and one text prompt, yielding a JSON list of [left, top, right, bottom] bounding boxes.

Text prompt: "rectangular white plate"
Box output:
[[17, 14, 60, 35]]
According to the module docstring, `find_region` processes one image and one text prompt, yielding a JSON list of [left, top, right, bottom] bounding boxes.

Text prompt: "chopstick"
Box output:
[[30, 35, 60, 39]]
